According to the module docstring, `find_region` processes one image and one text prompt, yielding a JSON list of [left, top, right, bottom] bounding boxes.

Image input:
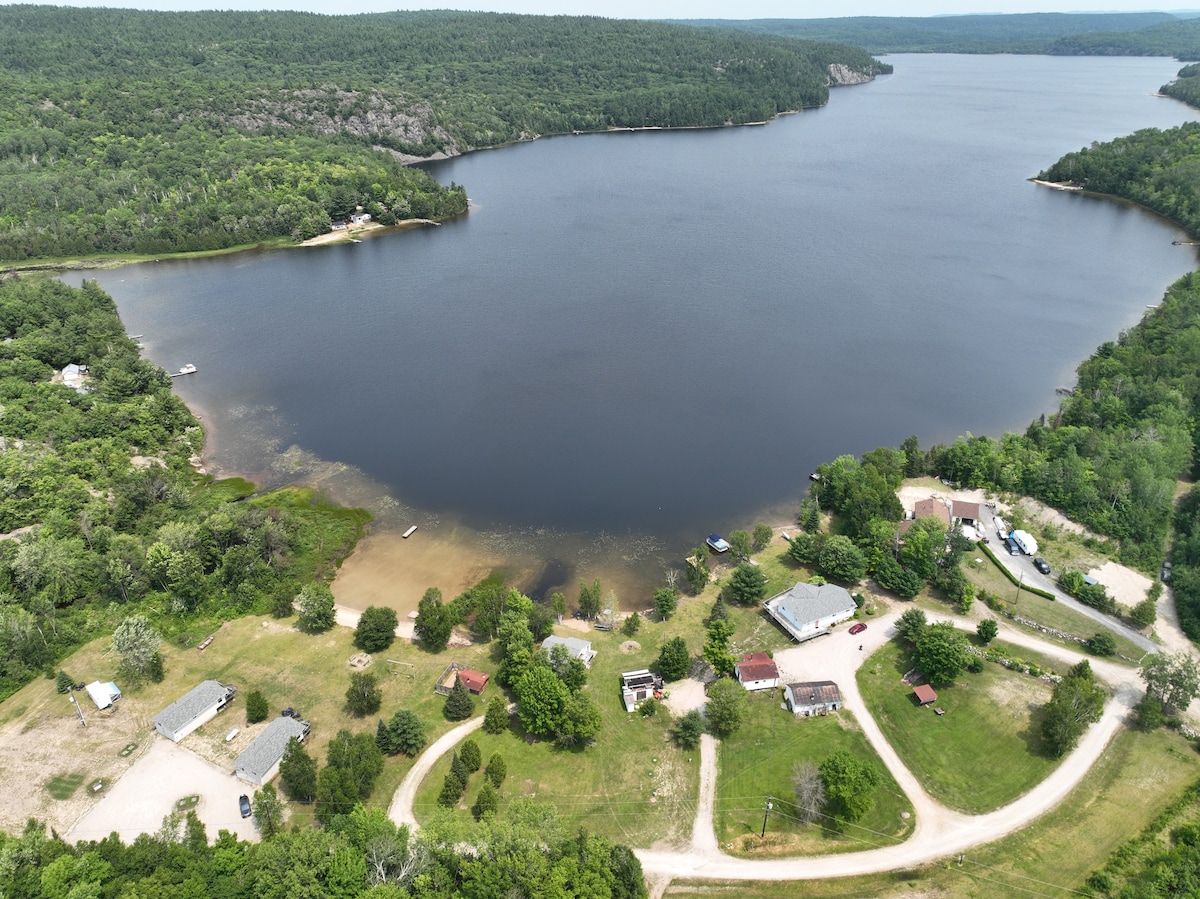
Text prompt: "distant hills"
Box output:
[[673, 12, 1200, 57]]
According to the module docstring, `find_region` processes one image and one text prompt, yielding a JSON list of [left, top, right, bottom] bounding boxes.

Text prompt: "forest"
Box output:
[[677, 11, 1181, 55], [0, 276, 370, 700], [0, 7, 886, 263]]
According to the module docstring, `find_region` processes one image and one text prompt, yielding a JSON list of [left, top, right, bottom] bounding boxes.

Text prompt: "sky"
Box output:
[[13, 1, 1199, 20]]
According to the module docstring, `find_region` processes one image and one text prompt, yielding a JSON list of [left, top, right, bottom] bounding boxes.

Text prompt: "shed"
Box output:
[[913, 684, 939, 706], [84, 681, 122, 710], [784, 681, 843, 716], [152, 680, 236, 743], [620, 669, 663, 712], [457, 668, 490, 695], [734, 652, 780, 691], [540, 635, 596, 668], [234, 716, 310, 785], [763, 582, 857, 643]]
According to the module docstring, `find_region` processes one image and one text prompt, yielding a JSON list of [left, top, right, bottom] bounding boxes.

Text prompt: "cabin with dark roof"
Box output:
[[457, 668, 490, 695], [234, 716, 310, 785], [152, 680, 236, 743], [784, 681, 843, 716], [763, 582, 857, 643]]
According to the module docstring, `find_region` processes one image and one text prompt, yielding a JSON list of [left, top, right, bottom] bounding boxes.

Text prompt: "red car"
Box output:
[[849, 623, 867, 635]]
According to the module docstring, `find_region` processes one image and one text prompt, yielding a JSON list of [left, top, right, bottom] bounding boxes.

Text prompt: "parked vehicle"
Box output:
[[1163, 561, 1173, 582], [239, 794, 252, 818], [849, 623, 867, 635], [1034, 558, 1051, 575], [1005, 537, 1021, 555], [1011, 529, 1039, 555]]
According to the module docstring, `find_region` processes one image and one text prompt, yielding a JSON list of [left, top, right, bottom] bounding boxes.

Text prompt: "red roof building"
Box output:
[[734, 652, 780, 691], [457, 669, 490, 695], [912, 684, 938, 706], [913, 498, 951, 526]]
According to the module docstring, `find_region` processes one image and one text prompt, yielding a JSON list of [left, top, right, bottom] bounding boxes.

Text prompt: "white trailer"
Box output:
[[994, 516, 1008, 540], [1011, 529, 1038, 555]]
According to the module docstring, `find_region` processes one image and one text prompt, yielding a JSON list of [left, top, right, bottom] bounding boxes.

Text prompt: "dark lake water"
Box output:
[[70, 54, 1200, 552]]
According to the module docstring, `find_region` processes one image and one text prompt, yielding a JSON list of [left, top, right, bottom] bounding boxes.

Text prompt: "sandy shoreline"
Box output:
[[300, 218, 442, 247]]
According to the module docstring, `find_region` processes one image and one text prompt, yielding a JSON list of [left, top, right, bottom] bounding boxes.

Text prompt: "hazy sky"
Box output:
[[17, 1, 1196, 19]]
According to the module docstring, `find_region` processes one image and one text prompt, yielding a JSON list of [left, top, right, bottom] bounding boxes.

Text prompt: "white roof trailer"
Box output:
[[994, 516, 1008, 539], [1011, 530, 1038, 555]]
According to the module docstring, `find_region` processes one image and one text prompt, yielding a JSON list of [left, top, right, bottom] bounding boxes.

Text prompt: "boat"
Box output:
[[177, 364, 197, 375], [402, 525, 418, 538], [706, 534, 730, 553]]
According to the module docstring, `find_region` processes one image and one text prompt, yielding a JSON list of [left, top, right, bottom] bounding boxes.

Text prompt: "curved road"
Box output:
[[388, 606, 1160, 889]]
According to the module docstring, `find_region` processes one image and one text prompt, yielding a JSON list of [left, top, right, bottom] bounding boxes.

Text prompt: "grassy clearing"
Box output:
[[858, 640, 1058, 814], [962, 553, 1144, 663], [666, 727, 1200, 898], [45, 773, 85, 800], [713, 688, 913, 856]]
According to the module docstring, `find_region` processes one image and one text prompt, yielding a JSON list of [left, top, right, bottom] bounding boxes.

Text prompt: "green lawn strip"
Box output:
[[666, 727, 1200, 898], [962, 554, 1144, 663], [412, 625, 699, 848], [45, 773, 86, 800], [858, 640, 1058, 814], [714, 689, 913, 856]]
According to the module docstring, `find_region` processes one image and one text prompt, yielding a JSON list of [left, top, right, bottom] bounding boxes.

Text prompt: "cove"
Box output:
[[68, 54, 1200, 577]]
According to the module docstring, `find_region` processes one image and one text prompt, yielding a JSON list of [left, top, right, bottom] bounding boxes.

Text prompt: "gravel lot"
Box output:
[[66, 738, 261, 844]]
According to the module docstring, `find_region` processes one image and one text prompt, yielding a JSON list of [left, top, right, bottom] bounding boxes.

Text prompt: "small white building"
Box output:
[[234, 716, 310, 785], [784, 681, 843, 716], [152, 680, 236, 743], [541, 635, 597, 668], [84, 681, 122, 710], [734, 653, 780, 691], [763, 582, 857, 643], [620, 669, 662, 712]]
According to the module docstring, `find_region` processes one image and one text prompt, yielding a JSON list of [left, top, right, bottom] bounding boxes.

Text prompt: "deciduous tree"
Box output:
[[346, 671, 382, 716], [280, 737, 317, 802], [820, 750, 880, 825], [414, 587, 453, 651], [704, 678, 746, 738], [976, 618, 998, 645], [296, 582, 336, 633], [1141, 652, 1200, 712], [111, 614, 161, 676], [245, 689, 269, 724], [354, 606, 398, 653], [657, 636, 690, 681], [723, 562, 768, 606]]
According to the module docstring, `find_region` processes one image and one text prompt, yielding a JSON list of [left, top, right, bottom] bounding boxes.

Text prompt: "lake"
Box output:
[[68, 54, 1200, 602]]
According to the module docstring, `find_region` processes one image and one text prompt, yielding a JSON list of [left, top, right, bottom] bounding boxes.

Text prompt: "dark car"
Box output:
[[1005, 537, 1021, 556], [1163, 561, 1173, 582], [1034, 558, 1051, 575], [849, 622, 867, 635], [239, 794, 252, 818]]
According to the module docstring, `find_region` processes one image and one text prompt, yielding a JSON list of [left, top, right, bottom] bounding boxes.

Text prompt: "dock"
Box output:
[[402, 525, 418, 538]]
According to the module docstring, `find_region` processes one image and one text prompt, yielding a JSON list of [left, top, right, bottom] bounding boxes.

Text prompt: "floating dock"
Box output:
[[402, 525, 418, 538]]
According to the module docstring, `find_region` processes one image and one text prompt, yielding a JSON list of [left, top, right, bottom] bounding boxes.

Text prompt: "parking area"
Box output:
[[66, 737, 261, 844]]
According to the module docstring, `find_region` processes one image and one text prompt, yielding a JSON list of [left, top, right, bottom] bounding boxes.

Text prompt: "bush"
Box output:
[[1087, 631, 1117, 657], [965, 655, 985, 673], [621, 612, 641, 636], [674, 709, 704, 750], [639, 697, 659, 717], [245, 689, 269, 724], [55, 670, 74, 695], [1131, 598, 1158, 628]]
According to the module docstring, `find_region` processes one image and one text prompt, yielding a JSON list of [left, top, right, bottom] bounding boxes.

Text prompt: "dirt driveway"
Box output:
[[66, 738, 260, 844]]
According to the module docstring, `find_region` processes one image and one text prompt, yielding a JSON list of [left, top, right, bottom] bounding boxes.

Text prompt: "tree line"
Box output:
[[0, 7, 887, 263], [0, 276, 368, 699]]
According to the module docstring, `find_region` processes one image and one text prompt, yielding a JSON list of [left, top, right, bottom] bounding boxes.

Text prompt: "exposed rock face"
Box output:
[[199, 87, 458, 156], [827, 63, 874, 87]]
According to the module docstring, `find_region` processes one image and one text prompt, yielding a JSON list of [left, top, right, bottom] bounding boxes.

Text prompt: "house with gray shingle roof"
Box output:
[[234, 716, 310, 785], [540, 635, 597, 668], [153, 680, 236, 743], [763, 582, 857, 643]]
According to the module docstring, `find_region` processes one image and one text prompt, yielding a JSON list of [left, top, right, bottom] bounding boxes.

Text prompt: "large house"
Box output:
[[234, 716, 310, 785], [152, 680, 237, 743], [784, 681, 843, 716], [763, 582, 857, 643], [540, 635, 596, 668], [734, 653, 779, 691]]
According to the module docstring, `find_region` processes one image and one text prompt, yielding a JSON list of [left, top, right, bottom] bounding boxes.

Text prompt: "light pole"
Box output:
[[69, 694, 86, 728], [1015, 570, 1024, 604], [761, 796, 773, 838]]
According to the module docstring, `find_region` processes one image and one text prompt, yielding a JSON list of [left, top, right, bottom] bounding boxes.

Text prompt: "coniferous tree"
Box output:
[[443, 675, 474, 720], [483, 693, 509, 734]]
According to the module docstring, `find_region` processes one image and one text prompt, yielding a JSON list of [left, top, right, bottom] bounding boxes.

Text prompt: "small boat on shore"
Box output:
[[706, 534, 730, 553], [169, 364, 197, 377]]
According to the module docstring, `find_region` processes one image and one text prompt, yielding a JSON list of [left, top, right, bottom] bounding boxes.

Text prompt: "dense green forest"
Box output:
[[0, 275, 369, 699], [1047, 17, 1200, 60], [0, 802, 647, 899], [0, 6, 886, 263], [675, 12, 1182, 55]]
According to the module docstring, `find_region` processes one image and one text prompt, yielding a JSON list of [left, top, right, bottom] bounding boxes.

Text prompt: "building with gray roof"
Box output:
[[152, 680, 236, 743], [763, 582, 857, 643], [540, 635, 597, 668], [234, 716, 310, 785]]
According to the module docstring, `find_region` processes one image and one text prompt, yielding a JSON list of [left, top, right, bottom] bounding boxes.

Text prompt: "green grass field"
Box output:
[[45, 773, 85, 800], [857, 640, 1058, 814], [713, 688, 914, 856], [666, 726, 1200, 898]]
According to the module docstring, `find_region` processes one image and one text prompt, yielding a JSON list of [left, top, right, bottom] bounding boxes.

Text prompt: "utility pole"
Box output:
[[1015, 570, 1024, 604], [69, 694, 86, 728], [761, 796, 773, 838]]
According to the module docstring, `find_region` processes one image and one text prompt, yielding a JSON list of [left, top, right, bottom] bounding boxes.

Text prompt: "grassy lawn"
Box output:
[[45, 773, 85, 800], [412, 619, 700, 848], [666, 726, 1200, 898], [962, 552, 1144, 663], [858, 640, 1058, 814], [714, 688, 913, 856]]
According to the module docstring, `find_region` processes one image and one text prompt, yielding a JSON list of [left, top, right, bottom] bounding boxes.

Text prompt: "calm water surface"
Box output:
[[71, 54, 1200, 553]]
